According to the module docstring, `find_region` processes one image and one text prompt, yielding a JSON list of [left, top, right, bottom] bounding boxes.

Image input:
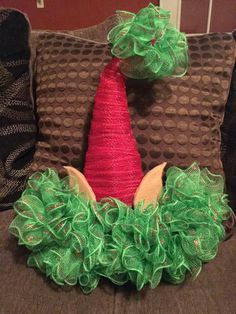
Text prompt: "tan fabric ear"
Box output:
[[64, 166, 96, 202], [133, 162, 167, 209]]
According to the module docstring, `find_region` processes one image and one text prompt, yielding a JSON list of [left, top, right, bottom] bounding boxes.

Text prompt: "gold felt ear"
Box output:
[[64, 166, 96, 202], [133, 162, 167, 209]]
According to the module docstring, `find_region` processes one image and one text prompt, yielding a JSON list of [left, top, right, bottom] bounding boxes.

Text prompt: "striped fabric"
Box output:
[[0, 9, 36, 210]]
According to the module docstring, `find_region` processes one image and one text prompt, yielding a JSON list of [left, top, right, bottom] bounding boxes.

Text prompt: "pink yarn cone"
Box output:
[[84, 58, 144, 205]]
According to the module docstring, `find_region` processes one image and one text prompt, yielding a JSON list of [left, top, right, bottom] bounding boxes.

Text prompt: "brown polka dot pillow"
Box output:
[[31, 31, 235, 176], [32, 33, 111, 175], [128, 33, 235, 173]]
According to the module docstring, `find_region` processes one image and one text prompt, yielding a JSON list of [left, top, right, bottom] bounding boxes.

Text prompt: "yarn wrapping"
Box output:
[[83, 58, 144, 205]]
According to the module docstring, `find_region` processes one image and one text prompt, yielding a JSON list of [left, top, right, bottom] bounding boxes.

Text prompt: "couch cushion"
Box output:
[[65, 15, 119, 43], [31, 32, 235, 177], [0, 9, 36, 210], [0, 211, 115, 313], [0, 210, 235, 313]]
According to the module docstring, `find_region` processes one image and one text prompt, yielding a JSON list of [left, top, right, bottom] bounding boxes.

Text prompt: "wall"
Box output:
[[0, 0, 156, 30], [180, 0, 236, 33], [0, 0, 235, 32]]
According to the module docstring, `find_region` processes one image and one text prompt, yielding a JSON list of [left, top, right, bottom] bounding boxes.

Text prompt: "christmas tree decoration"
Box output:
[[83, 57, 144, 205], [9, 3, 232, 294]]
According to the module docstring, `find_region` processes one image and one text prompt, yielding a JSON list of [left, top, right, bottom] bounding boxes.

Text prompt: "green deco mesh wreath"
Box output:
[[9, 164, 231, 293]]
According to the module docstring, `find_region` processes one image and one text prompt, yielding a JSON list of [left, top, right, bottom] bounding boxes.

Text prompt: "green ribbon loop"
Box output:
[[108, 3, 188, 79]]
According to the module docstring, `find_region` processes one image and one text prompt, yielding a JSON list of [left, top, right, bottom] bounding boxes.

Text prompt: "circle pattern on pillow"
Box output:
[[32, 32, 235, 176]]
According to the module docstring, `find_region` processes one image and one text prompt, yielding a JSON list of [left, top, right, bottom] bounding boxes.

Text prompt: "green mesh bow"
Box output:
[[9, 164, 231, 293], [108, 3, 188, 79]]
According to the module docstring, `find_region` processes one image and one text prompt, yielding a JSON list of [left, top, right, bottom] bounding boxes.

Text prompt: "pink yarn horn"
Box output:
[[84, 58, 144, 205]]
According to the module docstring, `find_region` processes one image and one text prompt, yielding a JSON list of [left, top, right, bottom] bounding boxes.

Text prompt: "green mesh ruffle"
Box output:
[[108, 3, 188, 79], [9, 163, 231, 293]]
